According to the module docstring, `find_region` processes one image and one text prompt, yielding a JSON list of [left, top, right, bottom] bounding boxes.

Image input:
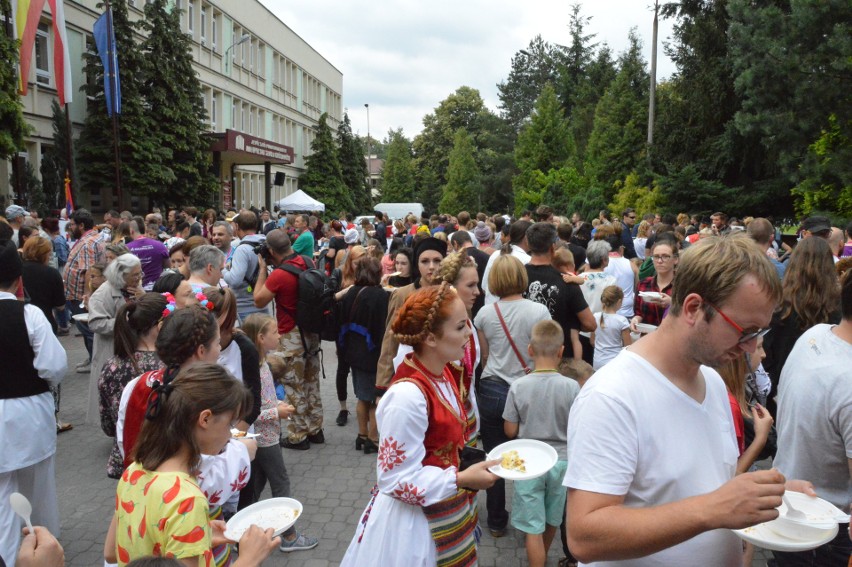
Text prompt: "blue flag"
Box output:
[[93, 10, 121, 116]]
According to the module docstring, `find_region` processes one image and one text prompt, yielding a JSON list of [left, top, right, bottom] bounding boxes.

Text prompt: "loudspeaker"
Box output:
[[273, 172, 286, 186]]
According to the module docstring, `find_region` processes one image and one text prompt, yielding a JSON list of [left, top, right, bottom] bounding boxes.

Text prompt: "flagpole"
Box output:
[[104, 0, 123, 210], [63, 102, 74, 207]]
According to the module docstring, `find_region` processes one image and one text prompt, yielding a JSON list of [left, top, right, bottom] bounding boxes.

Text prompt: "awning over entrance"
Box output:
[[208, 129, 295, 165]]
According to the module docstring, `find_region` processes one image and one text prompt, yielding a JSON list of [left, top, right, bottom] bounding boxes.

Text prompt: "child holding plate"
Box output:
[[105, 364, 279, 566], [502, 320, 581, 567]]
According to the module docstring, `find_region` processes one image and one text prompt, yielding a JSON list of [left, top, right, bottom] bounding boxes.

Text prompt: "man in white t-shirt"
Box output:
[[564, 234, 794, 566]]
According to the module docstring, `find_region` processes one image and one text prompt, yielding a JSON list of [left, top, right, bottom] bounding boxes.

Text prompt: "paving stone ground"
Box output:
[[52, 333, 773, 566]]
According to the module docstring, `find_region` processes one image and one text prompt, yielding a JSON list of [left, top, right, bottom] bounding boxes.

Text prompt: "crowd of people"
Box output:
[[0, 200, 850, 567]]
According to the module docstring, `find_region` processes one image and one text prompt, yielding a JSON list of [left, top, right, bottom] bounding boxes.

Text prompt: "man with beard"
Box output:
[[564, 234, 792, 566], [62, 209, 104, 372]]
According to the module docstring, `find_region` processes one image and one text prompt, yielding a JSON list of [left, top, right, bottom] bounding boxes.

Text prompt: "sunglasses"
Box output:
[[707, 302, 770, 344]]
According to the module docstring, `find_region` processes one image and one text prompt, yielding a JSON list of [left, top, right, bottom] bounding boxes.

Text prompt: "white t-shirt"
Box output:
[[603, 255, 635, 319], [774, 324, 852, 510], [481, 246, 531, 305], [592, 312, 630, 370], [564, 350, 741, 567]]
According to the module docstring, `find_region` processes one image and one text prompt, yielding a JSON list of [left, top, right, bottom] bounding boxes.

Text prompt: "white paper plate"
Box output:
[[635, 323, 657, 334], [224, 497, 302, 541], [230, 428, 259, 439], [486, 439, 558, 481], [734, 520, 837, 552], [638, 291, 663, 301], [72, 313, 89, 322], [777, 491, 851, 525]]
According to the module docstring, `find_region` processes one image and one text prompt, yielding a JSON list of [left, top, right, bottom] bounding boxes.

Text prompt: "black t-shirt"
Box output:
[[325, 236, 346, 274], [567, 242, 586, 268], [524, 264, 588, 348], [21, 261, 66, 333]]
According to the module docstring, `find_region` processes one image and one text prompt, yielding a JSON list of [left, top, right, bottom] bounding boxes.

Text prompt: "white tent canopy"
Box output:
[[276, 189, 325, 212]]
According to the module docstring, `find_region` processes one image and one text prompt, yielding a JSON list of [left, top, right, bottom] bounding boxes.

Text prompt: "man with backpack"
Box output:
[[253, 229, 325, 450], [222, 211, 269, 322]]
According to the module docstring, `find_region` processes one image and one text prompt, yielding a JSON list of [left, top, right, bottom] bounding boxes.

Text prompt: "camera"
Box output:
[[258, 242, 274, 263]]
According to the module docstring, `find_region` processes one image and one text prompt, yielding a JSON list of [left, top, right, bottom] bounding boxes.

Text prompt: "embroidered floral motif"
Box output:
[[377, 437, 407, 472], [230, 467, 249, 492], [392, 482, 425, 506]]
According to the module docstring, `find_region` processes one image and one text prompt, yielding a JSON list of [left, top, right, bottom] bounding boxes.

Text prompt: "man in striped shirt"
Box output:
[[62, 209, 104, 372]]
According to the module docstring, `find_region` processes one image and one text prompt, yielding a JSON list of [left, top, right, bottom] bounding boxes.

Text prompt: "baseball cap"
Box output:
[[801, 216, 831, 235], [5, 205, 29, 220]]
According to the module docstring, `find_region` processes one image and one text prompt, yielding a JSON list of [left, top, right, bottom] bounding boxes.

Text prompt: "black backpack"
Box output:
[[278, 261, 338, 344]]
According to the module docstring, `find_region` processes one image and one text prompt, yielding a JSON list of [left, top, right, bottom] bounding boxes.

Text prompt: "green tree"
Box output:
[[608, 172, 666, 217], [39, 148, 62, 210], [497, 35, 559, 132], [9, 161, 46, 216], [139, 0, 216, 207], [413, 87, 487, 211], [77, 0, 165, 210], [379, 128, 416, 203], [728, 0, 851, 217], [568, 44, 617, 166], [337, 112, 372, 213], [0, 0, 28, 161], [300, 112, 352, 214], [440, 128, 482, 213], [792, 114, 852, 217], [513, 83, 578, 212], [584, 29, 649, 203]]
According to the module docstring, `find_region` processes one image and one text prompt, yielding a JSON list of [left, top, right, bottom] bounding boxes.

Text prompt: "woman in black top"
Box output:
[[338, 256, 389, 453], [21, 236, 65, 333], [324, 220, 347, 274]]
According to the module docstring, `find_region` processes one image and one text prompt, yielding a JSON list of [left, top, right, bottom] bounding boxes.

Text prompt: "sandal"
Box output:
[[57, 423, 73, 433]]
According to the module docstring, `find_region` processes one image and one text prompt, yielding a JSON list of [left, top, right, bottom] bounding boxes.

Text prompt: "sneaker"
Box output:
[[308, 430, 325, 444], [57, 326, 70, 336], [335, 409, 349, 426], [488, 526, 506, 538], [280, 438, 310, 450], [279, 532, 318, 553], [76, 360, 91, 373]]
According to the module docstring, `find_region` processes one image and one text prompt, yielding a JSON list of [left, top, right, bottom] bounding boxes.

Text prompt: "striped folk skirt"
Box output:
[[423, 489, 480, 567]]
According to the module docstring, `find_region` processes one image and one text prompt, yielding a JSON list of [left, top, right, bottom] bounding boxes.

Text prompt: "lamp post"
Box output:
[[364, 103, 371, 197], [224, 33, 250, 75]]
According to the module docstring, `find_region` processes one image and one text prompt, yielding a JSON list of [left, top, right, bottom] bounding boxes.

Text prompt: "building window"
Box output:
[[248, 107, 254, 134], [241, 104, 246, 131], [200, 6, 206, 44], [211, 93, 217, 130], [211, 13, 217, 50], [231, 99, 236, 129], [257, 44, 264, 77], [257, 110, 263, 137], [249, 39, 254, 71], [35, 23, 50, 86], [187, 1, 194, 34]]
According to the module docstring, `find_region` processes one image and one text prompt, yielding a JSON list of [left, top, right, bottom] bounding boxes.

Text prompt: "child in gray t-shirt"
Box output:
[[503, 320, 580, 567]]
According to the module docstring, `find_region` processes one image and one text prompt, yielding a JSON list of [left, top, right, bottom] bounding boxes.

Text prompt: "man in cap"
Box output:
[[253, 230, 324, 451], [0, 241, 67, 566], [4, 205, 29, 246], [799, 215, 832, 240]]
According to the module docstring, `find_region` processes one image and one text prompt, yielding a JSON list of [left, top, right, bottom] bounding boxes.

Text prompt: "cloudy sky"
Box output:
[[258, 1, 676, 141]]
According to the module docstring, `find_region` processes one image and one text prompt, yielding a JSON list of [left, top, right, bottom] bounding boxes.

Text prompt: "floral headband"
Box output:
[[160, 291, 215, 319]]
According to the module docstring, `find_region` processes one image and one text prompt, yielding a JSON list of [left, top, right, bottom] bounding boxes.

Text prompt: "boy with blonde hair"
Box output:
[[503, 320, 581, 567]]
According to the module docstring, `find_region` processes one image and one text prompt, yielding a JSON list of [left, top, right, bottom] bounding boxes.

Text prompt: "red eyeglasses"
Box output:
[[707, 302, 770, 344]]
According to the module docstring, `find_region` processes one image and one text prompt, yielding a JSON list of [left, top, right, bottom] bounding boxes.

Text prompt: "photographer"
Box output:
[[252, 230, 324, 450], [222, 211, 268, 322]]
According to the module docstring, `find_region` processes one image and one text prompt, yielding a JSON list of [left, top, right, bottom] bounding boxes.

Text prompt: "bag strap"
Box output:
[[494, 303, 531, 374]]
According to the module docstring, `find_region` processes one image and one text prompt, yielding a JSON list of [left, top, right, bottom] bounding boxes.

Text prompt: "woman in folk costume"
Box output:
[[393, 251, 482, 446], [341, 284, 499, 567]]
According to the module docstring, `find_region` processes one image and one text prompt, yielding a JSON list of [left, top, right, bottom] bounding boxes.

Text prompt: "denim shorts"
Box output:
[[351, 366, 377, 402], [510, 460, 568, 535]]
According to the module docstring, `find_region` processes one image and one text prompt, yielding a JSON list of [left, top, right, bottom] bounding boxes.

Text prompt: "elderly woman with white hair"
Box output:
[[86, 253, 144, 423]]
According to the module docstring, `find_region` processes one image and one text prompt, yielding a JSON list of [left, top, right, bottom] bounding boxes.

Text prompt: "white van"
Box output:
[[374, 202, 424, 221]]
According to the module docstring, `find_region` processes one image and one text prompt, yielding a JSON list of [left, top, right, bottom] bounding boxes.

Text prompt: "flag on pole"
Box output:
[[93, 9, 121, 116], [46, 0, 72, 105], [64, 174, 74, 216], [15, 0, 47, 94]]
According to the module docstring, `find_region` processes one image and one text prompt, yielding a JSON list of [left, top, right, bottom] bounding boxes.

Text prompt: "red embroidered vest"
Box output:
[[392, 354, 465, 470], [122, 369, 163, 468]]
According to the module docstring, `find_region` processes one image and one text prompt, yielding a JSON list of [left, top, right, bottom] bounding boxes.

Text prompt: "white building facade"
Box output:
[[4, 0, 342, 212]]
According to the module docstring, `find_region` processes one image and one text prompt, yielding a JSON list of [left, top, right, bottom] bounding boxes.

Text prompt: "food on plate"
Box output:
[[230, 429, 247, 438], [227, 508, 298, 540], [501, 450, 526, 473]]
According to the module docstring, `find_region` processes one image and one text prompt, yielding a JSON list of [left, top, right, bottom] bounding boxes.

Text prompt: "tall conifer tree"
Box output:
[[301, 113, 352, 215]]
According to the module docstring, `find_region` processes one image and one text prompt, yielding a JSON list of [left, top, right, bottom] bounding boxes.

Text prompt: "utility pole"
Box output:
[[364, 103, 371, 199], [647, 0, 659, 150]]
